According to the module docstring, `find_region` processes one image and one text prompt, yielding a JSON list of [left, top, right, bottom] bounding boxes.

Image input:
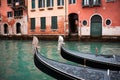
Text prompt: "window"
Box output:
[[14, 10, 23, 17], [82, 0, 101, 7], [32, 0, 35, 9], [83, 0, 89, 6], [93, 0, 100, 5], [40, 17, 46, 29], [7, 12, 12, 18], [69, 0, 76, 4], [106, 19, 111, 25], [38, 0, 45, 8], [51, 16, 57, 29], [106, 0, 115, 2], [47, 0, 54, 7], [7, 0, 12, 5], [31, 18, 35, 30], [0, 0, 1, 6], [82, 20, 87, 26], [57, 0, 64, 6]]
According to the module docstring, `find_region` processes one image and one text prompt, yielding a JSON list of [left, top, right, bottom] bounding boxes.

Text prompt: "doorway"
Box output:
[[68, 13, 78, 35], [16, 22, 21, 34], [91, 15, 102, 38], [4, 24, 8, 34]]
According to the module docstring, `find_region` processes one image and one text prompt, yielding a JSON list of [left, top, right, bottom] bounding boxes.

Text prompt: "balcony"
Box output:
[[11, 1, 26, 10]]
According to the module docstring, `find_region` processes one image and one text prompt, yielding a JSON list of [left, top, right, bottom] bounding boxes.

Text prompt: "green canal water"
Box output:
[[0, 40, 120, 80]]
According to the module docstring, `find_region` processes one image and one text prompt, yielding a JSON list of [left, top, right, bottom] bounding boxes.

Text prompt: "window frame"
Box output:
[[47, 0, 54, 7], [69, 0, 76, 4], [106, 0, 115, 2], [7, 0, 12, 5], [32, 0, 35, 9], [82, 0, 101, 7], [31, 18, 35, 30], [14, 9, 23, 18], [38, 0, 45, 8], [105, 19, 112, 26], [57, 0, 64, 6], [7, 11, 13, 18], [40, 17, 46, 30], [51, 16, 58, 30]]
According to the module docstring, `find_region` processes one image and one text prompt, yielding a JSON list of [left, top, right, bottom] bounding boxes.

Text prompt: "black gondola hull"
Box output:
[[61, 46, 120, 71]]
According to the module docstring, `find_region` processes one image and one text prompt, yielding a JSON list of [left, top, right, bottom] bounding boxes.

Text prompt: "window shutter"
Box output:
[[32, 0, 35, 9], [41, 17, 46, 29], [51, 16, 57, 29], [47, 0, 50, 7], [62, 0, 64, 5], [31, 18, 35, 30], [38, 0, 40, 8], [98, 0, 101, 5], [89, 0, 93, 7], [82, 0, 84, 7], [69, 0, 71, 4], [57, 0, 60, 6]]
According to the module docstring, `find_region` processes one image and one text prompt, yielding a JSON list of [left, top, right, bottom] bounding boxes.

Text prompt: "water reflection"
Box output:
[[0, 40, 120, 80]]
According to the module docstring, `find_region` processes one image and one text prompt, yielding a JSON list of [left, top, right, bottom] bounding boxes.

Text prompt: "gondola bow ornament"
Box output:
[[58, 35, 65, 50]]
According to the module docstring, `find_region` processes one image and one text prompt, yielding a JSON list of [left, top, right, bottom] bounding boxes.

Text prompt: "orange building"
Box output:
[[67, 0, 120, 37], [0, 0, 28, 35], [28, 0, 68, 35]]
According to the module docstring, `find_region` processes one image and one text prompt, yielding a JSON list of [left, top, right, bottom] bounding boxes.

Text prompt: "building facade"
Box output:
[[0, 0, 28, 35], [67, 0, 120, 37], [28, 0, 68, 35], [1, 0, 120, 38]]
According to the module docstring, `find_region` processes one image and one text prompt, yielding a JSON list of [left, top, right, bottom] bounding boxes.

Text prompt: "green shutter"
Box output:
[[38, 0, 40, 8], [52, 0, 54, 6], [32, 0, 35, 9], [62, 0, 64, 5], [47, 0, 50, 7], [41, 17, 46, 29], [57, 0, 60, 5], [31, 18, 35, 30], [51, 16, 57, 29]]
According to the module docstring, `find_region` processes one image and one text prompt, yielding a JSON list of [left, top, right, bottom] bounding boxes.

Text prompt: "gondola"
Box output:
[[34, 47, 113, 80], [33, 36, 120, 80], [60, 46, 120, 71]]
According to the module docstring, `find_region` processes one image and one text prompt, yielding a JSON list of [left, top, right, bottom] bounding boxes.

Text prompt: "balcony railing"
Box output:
[[11, 1, 26, 10]]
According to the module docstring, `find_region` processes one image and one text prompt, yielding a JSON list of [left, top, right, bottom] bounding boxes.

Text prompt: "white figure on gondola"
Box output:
[[58, 35, 65, 50]]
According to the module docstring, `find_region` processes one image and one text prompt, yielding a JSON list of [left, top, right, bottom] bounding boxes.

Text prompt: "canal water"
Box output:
[[0, 40, 120, 80]]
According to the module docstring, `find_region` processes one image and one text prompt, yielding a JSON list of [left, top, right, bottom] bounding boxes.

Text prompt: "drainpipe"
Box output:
[[78, 11, 81, 38], [64, 0, 67, 37]]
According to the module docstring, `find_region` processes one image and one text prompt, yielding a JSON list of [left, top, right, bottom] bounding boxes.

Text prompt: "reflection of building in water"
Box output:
[[0, 0, 28, 35]]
